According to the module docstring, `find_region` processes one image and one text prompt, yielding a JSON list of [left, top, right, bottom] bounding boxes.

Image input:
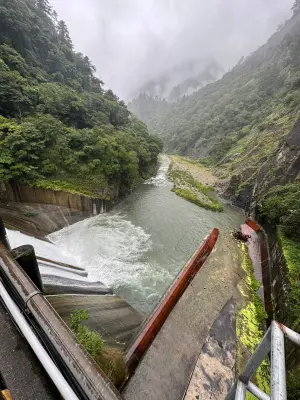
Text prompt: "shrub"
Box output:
[[94, 348, 127, 388], [261, 183, 300, 240], [69, 309, 127, 387], [69, 309, 104, 357]]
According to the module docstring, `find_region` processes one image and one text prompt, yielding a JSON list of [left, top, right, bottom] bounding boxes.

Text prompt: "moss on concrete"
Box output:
[[236, 244, 270, 398]]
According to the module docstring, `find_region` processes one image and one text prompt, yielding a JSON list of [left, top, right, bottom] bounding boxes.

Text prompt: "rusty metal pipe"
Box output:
[[125, 228, 219, 375], [0, 243, 122, 400]]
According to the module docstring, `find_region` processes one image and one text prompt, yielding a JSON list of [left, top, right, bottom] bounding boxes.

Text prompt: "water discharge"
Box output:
[[7, 155, 244, 314]]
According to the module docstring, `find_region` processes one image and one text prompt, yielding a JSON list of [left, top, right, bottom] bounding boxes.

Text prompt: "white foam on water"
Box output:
[[48, 213, 172, 312], [6, 229, 85, 281], [7, 230, 80, 266], [144, 154, 170, 187]]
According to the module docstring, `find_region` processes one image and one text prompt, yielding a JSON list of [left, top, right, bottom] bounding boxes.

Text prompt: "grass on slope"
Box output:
[[168, 159, 223, 212], [215, 112, 296, 185]]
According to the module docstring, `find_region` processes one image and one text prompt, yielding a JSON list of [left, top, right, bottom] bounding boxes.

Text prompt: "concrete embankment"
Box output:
[[184, 298, 236, 399], [43, 275, 113, 295], [48, 294, 144, 350], [123, 232, 243, 400], [0, 181, 113, 237]]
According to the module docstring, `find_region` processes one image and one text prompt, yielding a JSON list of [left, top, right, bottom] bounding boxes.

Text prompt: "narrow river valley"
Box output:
[[7, 155, 244, 315]]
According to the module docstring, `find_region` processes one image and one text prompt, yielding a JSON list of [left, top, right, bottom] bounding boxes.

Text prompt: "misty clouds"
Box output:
[[50, 0, 294, 99]]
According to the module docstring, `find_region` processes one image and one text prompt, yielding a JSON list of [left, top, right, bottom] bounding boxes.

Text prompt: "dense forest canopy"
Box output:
[[130, 2, 300, 240], [0, 0, 162, 196]]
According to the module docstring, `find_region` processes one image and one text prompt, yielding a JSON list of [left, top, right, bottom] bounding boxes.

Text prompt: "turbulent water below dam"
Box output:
[[7, 156, 243, 314]]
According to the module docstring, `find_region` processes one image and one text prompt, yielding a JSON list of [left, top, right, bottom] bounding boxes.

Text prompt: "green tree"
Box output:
[[57, 20, 72, 46], [0, 0, 162, 197], [292, 0, 300, 14]]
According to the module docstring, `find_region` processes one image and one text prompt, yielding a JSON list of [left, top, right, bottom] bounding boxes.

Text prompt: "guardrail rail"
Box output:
[[228, 320, 300, 400]]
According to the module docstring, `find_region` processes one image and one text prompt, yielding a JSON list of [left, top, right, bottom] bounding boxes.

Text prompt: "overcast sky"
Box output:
[[50, 0, 294, 99]]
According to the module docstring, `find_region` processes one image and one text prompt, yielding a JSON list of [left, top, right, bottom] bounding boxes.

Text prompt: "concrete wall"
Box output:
[[0, 181, 94, 212], [268, 231, 300, 371]]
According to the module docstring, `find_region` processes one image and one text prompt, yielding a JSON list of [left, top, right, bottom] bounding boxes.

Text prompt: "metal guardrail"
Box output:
[[0, 218, 121, 400], [228, 320, 300, 400]]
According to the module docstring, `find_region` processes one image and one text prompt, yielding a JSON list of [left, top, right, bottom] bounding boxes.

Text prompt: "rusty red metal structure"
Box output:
[[125, 228, 219, 375], [246, 217, 261, 233]]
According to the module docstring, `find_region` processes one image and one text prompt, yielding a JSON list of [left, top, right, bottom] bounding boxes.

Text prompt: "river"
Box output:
[[7, 155, 243, 314]]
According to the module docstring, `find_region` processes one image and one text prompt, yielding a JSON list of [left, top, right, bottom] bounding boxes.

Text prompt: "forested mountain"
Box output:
[[0, 0, 162, 197], [130, 3, 300, 240], [131, 10, 300, 158]]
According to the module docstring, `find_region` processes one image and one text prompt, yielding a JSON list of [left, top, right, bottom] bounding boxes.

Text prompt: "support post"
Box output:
[[271, 321, 287, 400], [239, 327, 272, 384], [235, 381, 246, 400], [0, 218, 10, 250], [11, 245, 43, 292]]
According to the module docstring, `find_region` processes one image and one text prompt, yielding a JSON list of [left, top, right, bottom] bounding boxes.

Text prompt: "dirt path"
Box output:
[[170, 155, 218, 187]]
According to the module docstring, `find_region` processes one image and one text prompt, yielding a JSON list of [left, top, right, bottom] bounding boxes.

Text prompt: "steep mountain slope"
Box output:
[[132, 10, 300, 155], [131, 7, 300, 235], [0, 0, 162, 198]]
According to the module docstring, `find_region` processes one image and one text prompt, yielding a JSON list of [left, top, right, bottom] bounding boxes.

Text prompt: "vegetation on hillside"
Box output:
[[130, 7, 300, 160], [168, 160, 223, 212], [131, 2, 300, 240], [0, 0, 162, 196], [69, 310, 127, 387], [277, 232, 300, 321], [261, 183, 300, 240], [276, 231, 300, 398]]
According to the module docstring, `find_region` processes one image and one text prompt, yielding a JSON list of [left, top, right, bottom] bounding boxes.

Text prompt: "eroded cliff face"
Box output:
[[254, 118, 300, 202], [222, 116, 300, 213]]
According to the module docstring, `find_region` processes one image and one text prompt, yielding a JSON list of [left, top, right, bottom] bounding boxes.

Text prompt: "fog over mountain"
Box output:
[[50, 0, 293, 99]]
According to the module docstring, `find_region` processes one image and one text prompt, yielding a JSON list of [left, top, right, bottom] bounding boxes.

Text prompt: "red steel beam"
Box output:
[[125, 228, 219, 375], [246, 217, 261, 233]]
